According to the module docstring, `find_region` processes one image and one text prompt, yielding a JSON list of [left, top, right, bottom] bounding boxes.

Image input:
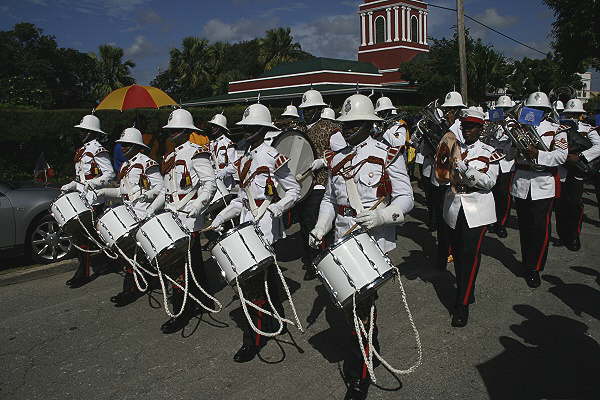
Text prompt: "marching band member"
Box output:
[[486, 95, 516, 238], [309, 94, 413, 400], [146, 109, 217, 334], [207, 113, 237, 191], [61, 114, 115, 288], [435, 92, 466, 270], [209, 103, 301, 363], [374, 96, 408, 147], [442, 108, 501, 327], [511, 92, 568, 288], [555, 99, 600, 251], [95, 127, 163, 306], [298, 89, 339, 280], [280, 104, 301, 123]]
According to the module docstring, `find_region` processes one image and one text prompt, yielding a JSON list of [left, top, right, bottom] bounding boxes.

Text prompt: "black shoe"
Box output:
[[553, 239, 564, 247], [565, 237, 581, 252], [344, 378, 370, 400], [67, 276, 91, 288], [451, 305, 469, 327], [496, 226, 507, 238], [303, 268, 317, 281], [233, 344, 259, 363], [488, 224, 497, 234], [113, 291, 143, 307], [525, 270, 541, 288], [160, 316, 190, 334]]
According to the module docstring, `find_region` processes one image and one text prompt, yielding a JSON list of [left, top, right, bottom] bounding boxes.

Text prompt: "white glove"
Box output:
[[209, 216, 225, 233], [311, 158, 326, 172], [187, 198, 208, 218], [267, 203, 283, 218], [309, 227, 326, 249], [96, 187, 120, 199], [135, 194, 149, 204], [143, 206, 157, 220], [356, 207, 405, 230], [61, 181, 77, 192]]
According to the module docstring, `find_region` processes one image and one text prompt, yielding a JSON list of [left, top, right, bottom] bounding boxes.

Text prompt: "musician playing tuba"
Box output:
[[510, 91, 568, 289]]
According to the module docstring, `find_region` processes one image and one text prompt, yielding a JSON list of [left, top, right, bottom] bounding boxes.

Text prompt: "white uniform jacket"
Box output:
[[559, 122, 600, 181], [72, 139, 115, 205], [511, 119, 568, 200], [443, 140, 502, 229], [432, 119, 463, 187], [381, 122, 407, 148], [216, 142, 301, 245], [117, 153, 163, 218], [485, 124, 515, 173], [211, 134, 237, 190], [160, 142, 216, 232], [318, 136, 414, 254]]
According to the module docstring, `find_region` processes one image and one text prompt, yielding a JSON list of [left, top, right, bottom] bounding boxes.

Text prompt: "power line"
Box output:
[[427, 3, 548, 56]]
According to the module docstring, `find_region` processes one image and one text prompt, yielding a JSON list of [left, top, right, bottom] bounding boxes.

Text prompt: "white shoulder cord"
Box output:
[[352, 266, 423, 383]]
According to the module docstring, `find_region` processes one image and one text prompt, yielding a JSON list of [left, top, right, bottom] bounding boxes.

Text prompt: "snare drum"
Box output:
[[96, 204, 140, 252], [136, 212, 189, 270], [314, 230, 396, 308], [210, 222, 274, 285], [50, 192, 93, 236], [206, 179, 236, 219]]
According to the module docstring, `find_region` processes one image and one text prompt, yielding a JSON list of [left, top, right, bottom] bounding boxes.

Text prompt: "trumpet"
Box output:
[[501, 102, 549, 171]]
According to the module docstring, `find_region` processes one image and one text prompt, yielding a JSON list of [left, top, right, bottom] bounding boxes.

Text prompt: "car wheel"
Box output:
[[29, 214, 73, 264]]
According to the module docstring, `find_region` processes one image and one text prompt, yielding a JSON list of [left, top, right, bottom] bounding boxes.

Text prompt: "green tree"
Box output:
[[90, 44, 136, 101], [258, 28, 312, 71], [543, 0, 600, 72]]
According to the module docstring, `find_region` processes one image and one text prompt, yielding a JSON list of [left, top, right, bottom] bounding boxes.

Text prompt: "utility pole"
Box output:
[[456, 0, 468, 103]]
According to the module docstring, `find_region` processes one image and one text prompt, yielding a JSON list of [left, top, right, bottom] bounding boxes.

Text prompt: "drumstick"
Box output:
[[295, 168, 312, 182], [342, 197, 386, 237]]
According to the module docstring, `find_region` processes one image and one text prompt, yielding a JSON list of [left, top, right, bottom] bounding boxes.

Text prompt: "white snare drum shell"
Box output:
[[136, 212, 188, 263], [96, 205, 139, 248]]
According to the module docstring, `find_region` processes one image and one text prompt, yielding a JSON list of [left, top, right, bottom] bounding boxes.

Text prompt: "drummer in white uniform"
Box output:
[[441, 108, 502, 327], [146, 109, 217, 334], [61, 114, 115, 288], [96, 127, 163, 306], [309, 94, 413, 400], [210, 103, 301, 363], [208, 113, 237, 191], [374, 96, 408, 147]]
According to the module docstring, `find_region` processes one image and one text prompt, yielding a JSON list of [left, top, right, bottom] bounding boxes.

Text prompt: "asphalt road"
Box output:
[[1, 186, 599, 400]]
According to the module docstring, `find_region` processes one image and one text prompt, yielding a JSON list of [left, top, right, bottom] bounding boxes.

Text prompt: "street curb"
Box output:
[[0, 259, 78, 287]]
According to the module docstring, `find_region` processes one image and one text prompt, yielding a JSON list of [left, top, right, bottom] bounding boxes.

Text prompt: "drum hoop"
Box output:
[[313, 228, 369, 267], [208, 221, 256, 251]]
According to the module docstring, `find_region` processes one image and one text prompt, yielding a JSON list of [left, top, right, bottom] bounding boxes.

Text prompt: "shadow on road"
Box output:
[[481, 236, 523, 278], [477, 304, 600, 399], [543, 273, 600, 321]]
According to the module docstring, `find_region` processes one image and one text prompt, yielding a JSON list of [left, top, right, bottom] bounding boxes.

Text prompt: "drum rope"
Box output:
[[154, 256, 189, 319], [235, 275, 286, 338], [75, 217, 119, 260], [113, 244, 151, 293], [352, 266, 423, 383], [273, 257, 304, 333], [183, 236, 223, 313]]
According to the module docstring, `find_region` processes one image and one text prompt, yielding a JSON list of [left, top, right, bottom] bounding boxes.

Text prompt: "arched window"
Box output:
[[375, 16, 386, 43], [410, 15, 419, 42]]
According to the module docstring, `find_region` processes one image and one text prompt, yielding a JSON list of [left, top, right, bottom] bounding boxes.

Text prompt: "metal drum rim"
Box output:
[[313, 228, 369, 267]]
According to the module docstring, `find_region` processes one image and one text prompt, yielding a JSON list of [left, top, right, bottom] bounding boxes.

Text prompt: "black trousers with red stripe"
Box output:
[[420, 171, 436, 228], [515, 194, 555, 272], [433, 185, 451, 267], [492, 171, 513, 228], [297, 188, 326, 266], [343, 294, 380, 381], [240, 265, 285, 348], [556, 173, 585, 244], [448, 210, 487, 306]]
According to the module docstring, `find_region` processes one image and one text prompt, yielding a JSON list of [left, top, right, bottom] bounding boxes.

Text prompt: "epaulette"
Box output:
[[145, 159, 159, 170], [542, 130, 557, 137], [554, 136, 568, 150], [489, 151, 505, 163], [385, 146, 403, 166], [274, 154, 289, 171], [93, 145, 108, 156], [193, 143, 211, 156]]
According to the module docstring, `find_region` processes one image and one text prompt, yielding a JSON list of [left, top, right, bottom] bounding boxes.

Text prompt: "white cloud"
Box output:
[[124, 35, 157, 58], [292, 14, 360, 60], [26, 0, 153, 19], [475, 8, 518, 28], [201, 17, 280, 43]]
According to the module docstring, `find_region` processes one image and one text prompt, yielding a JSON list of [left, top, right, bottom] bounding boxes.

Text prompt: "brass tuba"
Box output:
[[413, 99, 450, 149]]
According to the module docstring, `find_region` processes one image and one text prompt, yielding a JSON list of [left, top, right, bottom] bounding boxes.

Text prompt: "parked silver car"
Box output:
[[0, 182, 72, 264]]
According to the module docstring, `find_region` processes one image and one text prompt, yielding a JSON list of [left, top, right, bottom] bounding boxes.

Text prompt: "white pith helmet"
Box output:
[[321, 107, 336, 121], [116, 127, 149, 149], [237, 103, 279, 129], [553, 100, 565, 112], [374, 96, 397, 113], [163, 109, 200, 130], [563, 98, 586, 113], [74, 114, 105, 134], [525, 92, 551, 110], [208, 113, 229, 131], [441, 91, 466, 108], [496, 95, 513, 108], [336, 94, 382, 122], [299, 89, 327, 109], [281, 105, 300, 118]]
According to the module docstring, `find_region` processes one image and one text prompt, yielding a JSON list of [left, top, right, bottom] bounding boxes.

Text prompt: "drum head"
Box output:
[[272, 129, 316, 203]]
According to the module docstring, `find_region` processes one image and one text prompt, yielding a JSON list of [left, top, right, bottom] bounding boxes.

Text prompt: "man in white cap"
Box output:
[[511, 91, 567, 288], [146, 108, 217, 334], [61, 114, 115, 288], [210, 103, 301, 363], [207, 113, 237, 191], [96, 127, 164, 306], [555, 99, 600, 251], [442, 108, 503, 327], [297, 89, 341, 280], [309, 94, 413, 400], [486, 95, 516, 238], [434, 91, 466, 270], [374, 96, 408, 148]]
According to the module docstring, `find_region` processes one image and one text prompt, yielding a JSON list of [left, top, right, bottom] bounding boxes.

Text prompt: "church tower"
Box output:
[[358, 0, 430, 83]]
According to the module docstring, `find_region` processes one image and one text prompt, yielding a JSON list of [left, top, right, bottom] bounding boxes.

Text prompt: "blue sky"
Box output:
[[1, 0, 597, 89]]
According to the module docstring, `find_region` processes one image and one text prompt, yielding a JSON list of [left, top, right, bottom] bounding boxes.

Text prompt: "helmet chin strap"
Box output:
[[82, 131, 96, 144], [245, 126, 267, 144]]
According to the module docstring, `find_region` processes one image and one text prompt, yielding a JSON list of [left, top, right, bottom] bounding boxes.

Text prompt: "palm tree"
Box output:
[[169, 37, 212, 99], [259, 28, 311, 71], [91, 44, 135, 100], [467, 40, 510, 104]]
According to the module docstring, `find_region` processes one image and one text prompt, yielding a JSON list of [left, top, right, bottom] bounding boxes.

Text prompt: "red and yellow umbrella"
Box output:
[[96, 84, 177, 111]]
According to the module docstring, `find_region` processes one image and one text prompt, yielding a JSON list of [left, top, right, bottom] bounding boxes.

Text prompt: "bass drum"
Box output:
[[271, 129, 316, 203]]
